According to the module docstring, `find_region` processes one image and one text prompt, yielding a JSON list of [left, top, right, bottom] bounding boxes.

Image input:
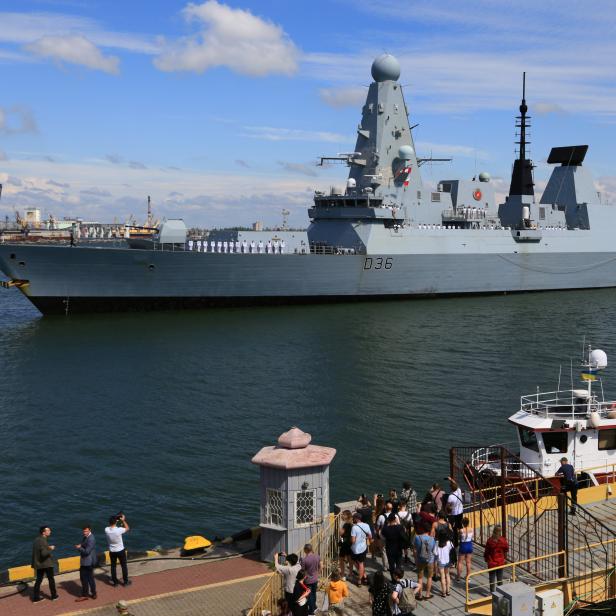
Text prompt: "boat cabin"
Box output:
[[509, 349, 616, 484]]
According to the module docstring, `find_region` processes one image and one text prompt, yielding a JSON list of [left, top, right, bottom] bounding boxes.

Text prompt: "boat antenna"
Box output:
[[570, 358, 574, 400], [557, 364, 562, 394]]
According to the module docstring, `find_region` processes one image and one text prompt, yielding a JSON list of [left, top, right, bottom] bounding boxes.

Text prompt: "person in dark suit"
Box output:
[[75, 525, 97, 601], [31, 526, 58, 603]]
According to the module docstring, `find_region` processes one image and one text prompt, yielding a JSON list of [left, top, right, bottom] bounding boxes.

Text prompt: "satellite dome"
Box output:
[[398, 145, 414, 160], [590, 349, 608, 370], [478, 171, 491, 182], [371, 54, 401, 82]]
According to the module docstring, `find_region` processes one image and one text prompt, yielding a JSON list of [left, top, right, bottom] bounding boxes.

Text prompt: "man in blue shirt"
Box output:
[[413, 525, 436, 600], [350, 512, 372, 585], [556, 456, 578, 515]]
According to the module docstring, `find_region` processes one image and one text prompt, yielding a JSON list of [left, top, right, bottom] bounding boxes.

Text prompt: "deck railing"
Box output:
[[519, 389, 616, 418], [465, 550, 566, 609], [453, 444, 616, 610], [247, 512, 342, 616]]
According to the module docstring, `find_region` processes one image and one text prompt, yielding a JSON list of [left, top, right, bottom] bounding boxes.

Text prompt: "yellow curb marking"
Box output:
[[63, 572, 271, 615]]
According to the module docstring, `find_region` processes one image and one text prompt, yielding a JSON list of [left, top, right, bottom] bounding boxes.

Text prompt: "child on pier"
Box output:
[[433, 530, 454, 597], [326, 570, 349, 615]]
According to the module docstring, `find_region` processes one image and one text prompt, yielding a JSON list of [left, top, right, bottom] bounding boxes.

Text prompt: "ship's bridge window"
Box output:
[[518, 427, 539, 452], [541, 431, 568, 454], [598, 429, 616, 451]]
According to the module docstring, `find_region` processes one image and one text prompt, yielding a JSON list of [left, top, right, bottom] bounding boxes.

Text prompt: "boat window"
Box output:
[[598, 429, 616, 451], [518, 427, 539, 452], [541, 431, 568, 454]]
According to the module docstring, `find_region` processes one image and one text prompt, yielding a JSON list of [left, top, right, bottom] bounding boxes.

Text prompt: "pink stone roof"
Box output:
[[251, 444, 336, 469], [251, 426, 336, 470]]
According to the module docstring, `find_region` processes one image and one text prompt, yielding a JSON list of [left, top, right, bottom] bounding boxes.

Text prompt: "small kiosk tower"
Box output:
[[251, 427, 336, 561]]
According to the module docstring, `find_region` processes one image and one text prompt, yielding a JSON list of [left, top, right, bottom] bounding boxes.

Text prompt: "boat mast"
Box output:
[[509, 72, 535, 197]]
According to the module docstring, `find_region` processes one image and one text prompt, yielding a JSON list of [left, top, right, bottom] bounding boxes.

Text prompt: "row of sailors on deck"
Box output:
[[186, 239, 286, 254]]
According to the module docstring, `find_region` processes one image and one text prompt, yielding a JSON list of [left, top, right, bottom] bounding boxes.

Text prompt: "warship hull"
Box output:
[[2, 238, 616, 315]]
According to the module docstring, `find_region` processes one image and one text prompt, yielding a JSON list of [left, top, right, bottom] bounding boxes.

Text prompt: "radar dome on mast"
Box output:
[[590, 349, 608, 370], [371, 54, 401, 82], [398, 145, 414, 160]]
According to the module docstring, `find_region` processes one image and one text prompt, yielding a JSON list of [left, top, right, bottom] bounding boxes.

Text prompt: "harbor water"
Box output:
[[0, 287, 615, 570]]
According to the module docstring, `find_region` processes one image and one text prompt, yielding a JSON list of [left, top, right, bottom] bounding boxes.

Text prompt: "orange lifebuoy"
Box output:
[[473, 189, 482, 201]]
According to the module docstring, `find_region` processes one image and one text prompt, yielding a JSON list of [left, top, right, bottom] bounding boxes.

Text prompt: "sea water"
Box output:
[[0, 287, 614, 569]]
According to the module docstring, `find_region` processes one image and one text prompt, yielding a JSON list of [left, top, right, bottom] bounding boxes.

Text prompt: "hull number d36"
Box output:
[[364, 257, 393, 270]]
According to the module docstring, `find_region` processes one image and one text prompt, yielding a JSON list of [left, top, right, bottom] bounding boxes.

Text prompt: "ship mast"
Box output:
[[509, 72, 535, 197]]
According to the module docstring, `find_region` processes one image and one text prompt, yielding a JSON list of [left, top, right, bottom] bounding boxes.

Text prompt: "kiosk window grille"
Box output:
[[265, 488, 283, 526], [295, 489, 316, 527]]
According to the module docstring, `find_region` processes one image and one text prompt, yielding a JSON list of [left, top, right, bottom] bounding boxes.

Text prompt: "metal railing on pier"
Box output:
[[247, 512, 342, 616], [451, 445, 616, 612]]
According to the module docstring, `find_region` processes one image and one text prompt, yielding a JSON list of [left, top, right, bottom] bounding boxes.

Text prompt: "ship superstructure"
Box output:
[[1, 54, 616, 314]]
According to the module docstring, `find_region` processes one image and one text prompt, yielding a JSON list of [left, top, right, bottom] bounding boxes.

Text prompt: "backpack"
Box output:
[[397, 581, 417, 613], [418, 536, 432, 563], [436, 522, 454, 543]]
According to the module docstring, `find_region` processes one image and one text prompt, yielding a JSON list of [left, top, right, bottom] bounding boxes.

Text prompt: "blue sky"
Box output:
[[1, 0, 615, 227]]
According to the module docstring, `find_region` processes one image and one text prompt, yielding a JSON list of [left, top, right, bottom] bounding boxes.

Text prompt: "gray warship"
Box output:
[[1, 53, 615, 315]]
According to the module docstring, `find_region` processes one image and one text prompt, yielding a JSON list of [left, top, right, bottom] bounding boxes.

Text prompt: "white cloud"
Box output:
[[534, 102, 566, 115], [303, 1, 616, 117], [128, 160, 147, 170], [0, 106, 37, 134], [0, 157, 326, 228], [154, 0, 298, 76], [0, 12, 159, 54], [278, 161, 318, 177], [241, 125, 350, 143], [105, 153, 123, 164], [26, 35, 120, 74], [416, 141, 489, 160], [319, 87, 366, 108]]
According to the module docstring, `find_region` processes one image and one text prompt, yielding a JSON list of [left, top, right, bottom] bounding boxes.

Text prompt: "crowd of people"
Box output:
[[29, 513, 132, 604], [274, 478, 510, 616]]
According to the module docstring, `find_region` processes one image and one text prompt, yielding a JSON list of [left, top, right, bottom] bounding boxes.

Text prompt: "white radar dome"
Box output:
[[371, 53, 401, 82], [590, 349, 608, 370], [398, 145, 414, 160], [478, 171, 491, 182], [347, 178, 357, 189]]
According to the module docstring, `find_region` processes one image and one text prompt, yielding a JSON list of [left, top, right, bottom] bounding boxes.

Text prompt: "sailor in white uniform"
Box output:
[[203, 240, 208, 253], [258, 241, 264, 254], [280, 240, 286, 254], [228, 241, 234, 253], [222, 241, 227, 253], [197, 240, 202, 252], [243, 240, 248, 253], [235, 240, 241, 253], [188, 240, 194, 251], [217, 241, 222, 253], [273, 240, 279, 254], [250, 241, 256, 253]]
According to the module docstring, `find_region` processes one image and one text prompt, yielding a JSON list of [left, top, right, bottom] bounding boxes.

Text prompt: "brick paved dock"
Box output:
[[0, 552, 269, 616]]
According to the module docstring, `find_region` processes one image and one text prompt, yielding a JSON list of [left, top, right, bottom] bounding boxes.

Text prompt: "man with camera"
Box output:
[[105, 513, 131, 587]]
